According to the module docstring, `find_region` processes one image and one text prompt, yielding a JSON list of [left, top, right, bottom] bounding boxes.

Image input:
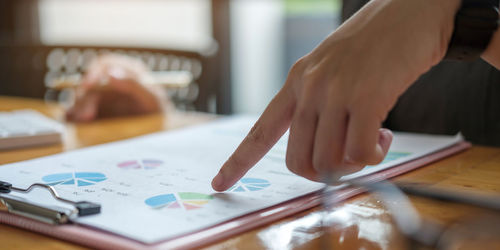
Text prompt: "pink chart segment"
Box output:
[[117, 159, 164, 170]]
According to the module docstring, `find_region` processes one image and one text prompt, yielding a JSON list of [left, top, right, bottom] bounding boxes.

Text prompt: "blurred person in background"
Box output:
[[65, 54, 167, 122]]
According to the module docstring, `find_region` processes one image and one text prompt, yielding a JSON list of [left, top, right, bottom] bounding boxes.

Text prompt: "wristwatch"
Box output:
[[445, 0, 499, 61]]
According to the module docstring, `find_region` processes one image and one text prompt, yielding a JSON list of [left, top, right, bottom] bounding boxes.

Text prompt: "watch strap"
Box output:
[[445, 0, 499, 61]]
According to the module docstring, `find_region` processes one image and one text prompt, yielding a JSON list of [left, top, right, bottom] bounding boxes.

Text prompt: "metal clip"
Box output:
[[0, 180, 100, 225]]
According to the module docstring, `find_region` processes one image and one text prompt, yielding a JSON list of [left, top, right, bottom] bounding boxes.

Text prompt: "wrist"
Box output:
[[381, 0, 461, 70], [418, 0, 462, 63], [327, 0, 462, 75]]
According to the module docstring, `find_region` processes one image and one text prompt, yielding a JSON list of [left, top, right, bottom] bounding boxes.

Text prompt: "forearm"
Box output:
[[482, 15, 500, 69]]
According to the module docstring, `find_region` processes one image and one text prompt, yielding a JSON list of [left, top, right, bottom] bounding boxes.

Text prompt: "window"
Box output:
[[38, 0, 213, 52]]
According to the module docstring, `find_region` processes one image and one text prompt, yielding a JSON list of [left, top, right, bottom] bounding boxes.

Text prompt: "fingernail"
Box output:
[[212, 174, 224, 191]]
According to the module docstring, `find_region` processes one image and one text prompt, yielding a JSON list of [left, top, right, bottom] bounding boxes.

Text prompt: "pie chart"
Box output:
[[42, 172, 107, 187], [117, 159, 164, 170], [145, 192, 213, 210], [228, 178, 270, 192]]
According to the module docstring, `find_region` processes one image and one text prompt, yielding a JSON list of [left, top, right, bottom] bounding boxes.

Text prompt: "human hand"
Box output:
[[66, 54, 165, 122], [212, 0, 461, 191]]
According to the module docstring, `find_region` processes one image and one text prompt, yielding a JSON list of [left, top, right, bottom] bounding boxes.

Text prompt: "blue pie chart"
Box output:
[[42, 172, 107, 187], [228, 178, 271, 192]]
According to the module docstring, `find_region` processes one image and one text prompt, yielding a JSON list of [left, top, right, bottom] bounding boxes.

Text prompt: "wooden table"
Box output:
[[1, 96, 499, 249]]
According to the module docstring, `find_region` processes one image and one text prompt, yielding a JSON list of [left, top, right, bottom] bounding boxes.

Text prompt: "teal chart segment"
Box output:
[[381, 151, 411, 164], [42, 172, 107, 187], [228, 178, 271, 192]]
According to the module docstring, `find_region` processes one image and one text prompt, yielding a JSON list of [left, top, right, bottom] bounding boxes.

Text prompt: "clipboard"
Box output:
[[0, 141, 470, 250]]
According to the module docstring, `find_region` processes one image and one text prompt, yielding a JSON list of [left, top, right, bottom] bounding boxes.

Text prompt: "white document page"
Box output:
[[0, 116, 462, 243]]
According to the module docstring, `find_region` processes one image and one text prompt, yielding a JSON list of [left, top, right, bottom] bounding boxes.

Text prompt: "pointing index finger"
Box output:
[[212, 89, 295, 191]]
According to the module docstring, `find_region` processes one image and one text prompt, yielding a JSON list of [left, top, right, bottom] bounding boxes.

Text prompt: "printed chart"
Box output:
[[145, 192, 213, 210], [42, 172, 107, 187], [228, 178, 271, 192], [117, 159, 164, 170]]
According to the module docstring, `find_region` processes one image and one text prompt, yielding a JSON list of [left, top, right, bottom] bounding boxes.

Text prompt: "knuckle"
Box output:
[[312, 154, 329, 172], [246, 123, 269, 149], [285, 60, 305, 87], [287, 56, 317, 88], [228, 154, 245, 169], [294, 107, 310, 121], [290, 56, 307, 75]]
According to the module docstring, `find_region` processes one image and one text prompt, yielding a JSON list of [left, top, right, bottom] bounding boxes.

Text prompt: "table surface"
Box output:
[[1, 96, 499, 250]]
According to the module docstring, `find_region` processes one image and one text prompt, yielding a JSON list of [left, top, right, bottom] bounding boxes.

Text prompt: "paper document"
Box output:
[[0, 116, 462, 243]]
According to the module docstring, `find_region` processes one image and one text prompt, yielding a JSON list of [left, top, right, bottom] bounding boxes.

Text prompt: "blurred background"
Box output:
[[0, 0, 341, 115]]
